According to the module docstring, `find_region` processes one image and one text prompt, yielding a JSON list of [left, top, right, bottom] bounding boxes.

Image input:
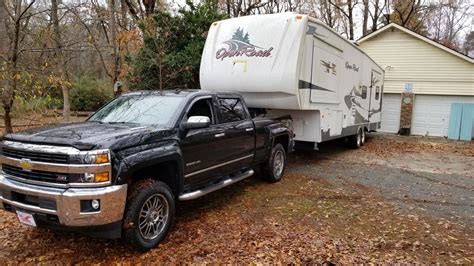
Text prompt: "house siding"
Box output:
[[359, 29, 474, 96]]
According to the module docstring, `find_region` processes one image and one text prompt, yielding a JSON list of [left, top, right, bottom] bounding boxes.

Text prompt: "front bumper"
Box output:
[[0, 174, 127, 227]]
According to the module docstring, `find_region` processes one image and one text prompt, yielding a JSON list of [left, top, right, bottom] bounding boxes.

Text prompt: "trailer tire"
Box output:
[[349, 128, 363, 149], [262, 143, 286, 183], [123, 179, 175, 251], [361, 129, 366, 146]]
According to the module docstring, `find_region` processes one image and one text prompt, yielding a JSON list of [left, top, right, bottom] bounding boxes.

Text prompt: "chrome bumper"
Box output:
[[0, 174, 127, 227]]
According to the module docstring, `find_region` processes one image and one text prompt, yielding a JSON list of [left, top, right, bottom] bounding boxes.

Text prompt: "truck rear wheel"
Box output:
[[262, 143, 286, 183], [123, 179, 175, 251]]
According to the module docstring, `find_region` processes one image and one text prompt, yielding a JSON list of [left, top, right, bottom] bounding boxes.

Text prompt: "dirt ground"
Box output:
[[0, 129, 473, 263]]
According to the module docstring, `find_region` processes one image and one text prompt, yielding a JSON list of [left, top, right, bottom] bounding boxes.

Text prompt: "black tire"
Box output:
[[349, 128, 363, 149], [262, 143, 287, 183], [361, 129, 366, 146], [123, 179, 175, 251]]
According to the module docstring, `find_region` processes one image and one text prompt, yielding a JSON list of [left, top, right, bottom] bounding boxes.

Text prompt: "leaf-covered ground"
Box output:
[[0, 134, 473, 263]]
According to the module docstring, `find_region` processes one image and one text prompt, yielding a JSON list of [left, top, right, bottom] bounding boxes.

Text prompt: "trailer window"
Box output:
[[361, 86, 367, 99], [375, 86, 380, 100], [219, 98, 247, 123]]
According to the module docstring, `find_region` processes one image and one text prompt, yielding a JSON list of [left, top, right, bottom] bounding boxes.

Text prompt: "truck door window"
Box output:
[[219, 98, 247, 123], [375, 86, 380, 100], [187, 99, 215, 124]]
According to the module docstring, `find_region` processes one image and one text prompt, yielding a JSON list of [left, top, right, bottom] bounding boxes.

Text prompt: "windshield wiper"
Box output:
[[105, 121, 140, 125]]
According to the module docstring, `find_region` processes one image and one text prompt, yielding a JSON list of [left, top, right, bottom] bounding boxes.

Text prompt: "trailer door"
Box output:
[[369, 70, 383, 124]]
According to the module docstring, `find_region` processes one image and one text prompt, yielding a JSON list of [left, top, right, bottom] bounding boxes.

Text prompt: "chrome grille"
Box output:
[[1, 147, 69, 164], [2, 165, 69, 184]]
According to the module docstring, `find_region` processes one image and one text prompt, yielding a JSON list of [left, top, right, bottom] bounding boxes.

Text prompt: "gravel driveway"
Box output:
[[289, 133, 474, 226]]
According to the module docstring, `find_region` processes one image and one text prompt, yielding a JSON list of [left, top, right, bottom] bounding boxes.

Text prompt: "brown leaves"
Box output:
[[362, 137, 474, 157]]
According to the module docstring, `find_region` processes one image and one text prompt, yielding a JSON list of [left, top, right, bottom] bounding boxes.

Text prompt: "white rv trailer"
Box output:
[[200, 13, 384, 148]]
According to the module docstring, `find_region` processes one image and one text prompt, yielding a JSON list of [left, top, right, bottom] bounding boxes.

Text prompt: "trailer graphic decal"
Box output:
[[344, 86, 381, 124], [321, 60, 337, 75], [216, 28, 274, 61], [298, 80, 335, 92]]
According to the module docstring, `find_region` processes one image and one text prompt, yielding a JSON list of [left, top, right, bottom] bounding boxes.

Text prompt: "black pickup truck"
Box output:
[[0, 90, 293, 250]]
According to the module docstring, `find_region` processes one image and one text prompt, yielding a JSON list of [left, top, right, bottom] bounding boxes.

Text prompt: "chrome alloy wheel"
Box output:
[[139, 194, 169, 240], [361, 129, 366, 144], [273, 149, 285, 178], [357, 130, 362, 147]]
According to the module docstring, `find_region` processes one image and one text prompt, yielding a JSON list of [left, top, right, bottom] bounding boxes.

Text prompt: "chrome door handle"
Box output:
[[245, 128, 254, 132], [214, 133, 225, 138]]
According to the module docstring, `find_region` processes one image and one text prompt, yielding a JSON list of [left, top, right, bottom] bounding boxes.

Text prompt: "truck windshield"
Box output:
[[88, 94, 184, 126]]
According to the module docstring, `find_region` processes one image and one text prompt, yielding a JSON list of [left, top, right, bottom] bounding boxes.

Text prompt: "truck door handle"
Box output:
[[214, 133, 225, 138], [245, 128, 254, 132]]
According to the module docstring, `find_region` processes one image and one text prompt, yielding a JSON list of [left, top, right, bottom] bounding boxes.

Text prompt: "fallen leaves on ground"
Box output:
[[1, 172, 472, 264], [361, 137, 474, 157]]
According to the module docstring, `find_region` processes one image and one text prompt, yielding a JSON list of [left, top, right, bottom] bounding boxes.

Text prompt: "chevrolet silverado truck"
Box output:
[[0, 90, 293, 250]]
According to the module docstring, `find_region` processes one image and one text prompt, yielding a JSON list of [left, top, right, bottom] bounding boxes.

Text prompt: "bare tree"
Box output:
[[108, 0, 120, 95], [1, 0, 36, 133], [368, 0, 388, 34], [51, 0, 70, 122], [389, 0, 435, 34], [328, 0, 359, 40], [362, 0, 369, 36]]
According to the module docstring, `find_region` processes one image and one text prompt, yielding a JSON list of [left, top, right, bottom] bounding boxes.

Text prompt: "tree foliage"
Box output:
[[129, 1, 226, 91]]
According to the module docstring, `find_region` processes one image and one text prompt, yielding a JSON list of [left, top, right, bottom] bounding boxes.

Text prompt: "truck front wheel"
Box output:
[[262, 143, 286, 183], [123, 179, 175, 251]]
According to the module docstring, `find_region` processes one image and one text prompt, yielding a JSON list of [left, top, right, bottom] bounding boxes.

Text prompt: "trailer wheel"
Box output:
[[123, 179, 175, 251], [361, 129, 366, 146], [349, 128, 363, 149], [262, 143, 286, 183]]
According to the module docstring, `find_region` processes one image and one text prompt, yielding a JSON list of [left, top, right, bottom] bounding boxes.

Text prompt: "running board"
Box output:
[[178, 169, 254, 201]]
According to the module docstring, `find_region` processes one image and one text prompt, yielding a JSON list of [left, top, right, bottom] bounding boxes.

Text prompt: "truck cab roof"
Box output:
[[123, 89, 243, 100]]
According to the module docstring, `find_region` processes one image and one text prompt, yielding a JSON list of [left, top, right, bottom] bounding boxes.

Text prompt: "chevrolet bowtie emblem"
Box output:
[[20, 158, 33, 171]]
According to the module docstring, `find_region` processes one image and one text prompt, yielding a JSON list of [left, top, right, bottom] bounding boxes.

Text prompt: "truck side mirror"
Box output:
[[181, 116, 211, 131]]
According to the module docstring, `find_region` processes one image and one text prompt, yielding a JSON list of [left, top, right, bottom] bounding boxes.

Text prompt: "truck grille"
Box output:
[[1, 147, 69, 164], [2, 165, 69, 184]]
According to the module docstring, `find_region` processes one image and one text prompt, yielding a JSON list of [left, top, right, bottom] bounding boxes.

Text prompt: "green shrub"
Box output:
[[10, 95, 62, 116], [71, 76, 113, 111]]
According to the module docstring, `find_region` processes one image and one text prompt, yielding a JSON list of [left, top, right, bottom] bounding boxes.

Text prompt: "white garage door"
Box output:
[[412, 95, 474, 137], [380, 93, 401, 133]]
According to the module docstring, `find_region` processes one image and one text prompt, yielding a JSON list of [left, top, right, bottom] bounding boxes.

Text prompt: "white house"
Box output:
[[357, 23, 474, 137]]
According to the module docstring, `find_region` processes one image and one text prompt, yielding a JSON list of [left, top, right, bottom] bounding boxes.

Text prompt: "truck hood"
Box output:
[[3, 122, 177, 150]]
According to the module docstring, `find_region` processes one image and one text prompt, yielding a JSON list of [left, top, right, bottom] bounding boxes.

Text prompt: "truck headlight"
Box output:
[[82, 172, 110, 183], [81, 151, 110, 164]]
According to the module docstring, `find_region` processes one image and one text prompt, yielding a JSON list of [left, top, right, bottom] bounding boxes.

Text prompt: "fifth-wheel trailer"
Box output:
[[200, 13, 384, 148]]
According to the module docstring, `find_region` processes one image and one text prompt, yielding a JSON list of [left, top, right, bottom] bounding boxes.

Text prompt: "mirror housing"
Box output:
[[180, 116, 211, 131]]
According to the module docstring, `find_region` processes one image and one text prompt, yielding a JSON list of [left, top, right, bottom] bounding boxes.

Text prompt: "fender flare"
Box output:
[[115, 141, 184, 193]]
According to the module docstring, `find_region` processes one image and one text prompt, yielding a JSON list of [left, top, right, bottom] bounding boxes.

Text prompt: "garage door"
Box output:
[[412, 95, 474, 137], [380, 93, 401, 133]]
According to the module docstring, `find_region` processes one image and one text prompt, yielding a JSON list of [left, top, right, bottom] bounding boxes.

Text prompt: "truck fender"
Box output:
[[115, 141, 184, 192], [265, 125, 292, 157]]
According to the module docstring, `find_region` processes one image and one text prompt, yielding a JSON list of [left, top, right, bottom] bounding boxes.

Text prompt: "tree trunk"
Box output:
[[1, 1, 21, 134], [362, 0, 369, 36], [51, 0, 70, 122], [347, 0, 354, 40], [120, 0, 128, 29], [371, 0, 381, 33], [0, 0, 10, 134], [108, 0, 120, 96]]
